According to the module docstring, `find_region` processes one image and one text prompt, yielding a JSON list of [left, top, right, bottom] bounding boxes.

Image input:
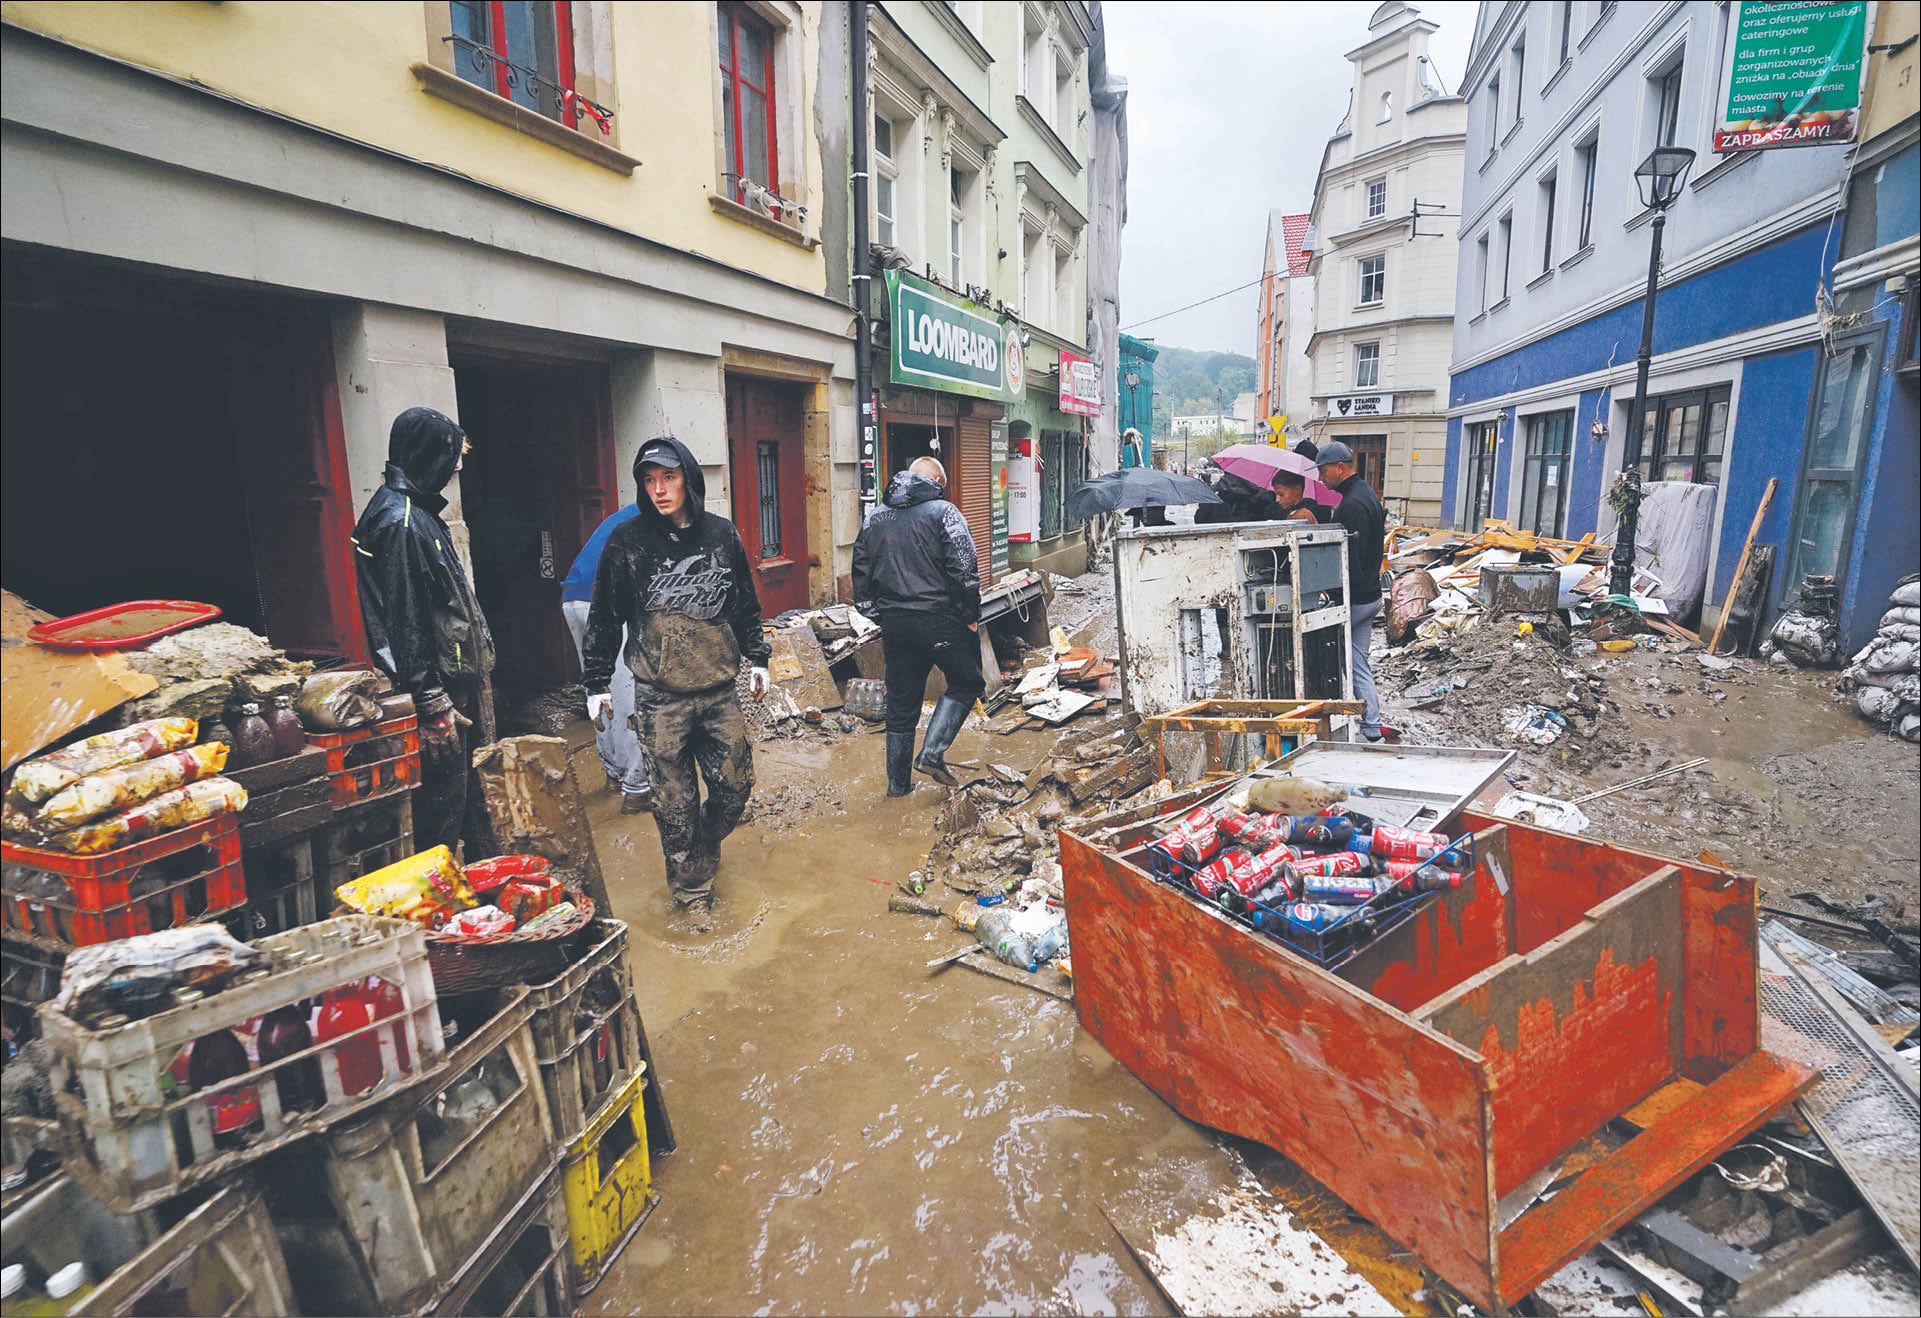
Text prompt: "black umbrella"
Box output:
[[1066, 469, 1221, 523]]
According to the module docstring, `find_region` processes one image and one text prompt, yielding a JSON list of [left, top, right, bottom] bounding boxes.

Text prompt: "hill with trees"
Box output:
[[1149, 345, 1257, 439]]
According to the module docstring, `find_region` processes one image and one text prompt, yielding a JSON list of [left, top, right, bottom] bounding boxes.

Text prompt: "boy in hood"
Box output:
[[581, 438, 770, 919], [352, 406, 497, 856], [851, 457, 984, 796]]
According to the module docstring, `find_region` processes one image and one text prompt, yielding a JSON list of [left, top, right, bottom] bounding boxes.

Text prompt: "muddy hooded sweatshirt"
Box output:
[[352, 407, 496, 697], [581, 437, 771, 697]]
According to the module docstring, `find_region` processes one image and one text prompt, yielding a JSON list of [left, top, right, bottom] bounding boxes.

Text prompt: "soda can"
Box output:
[[1222, 811, 1291, 855], [1369, 825, 1455, 862], [1215, 845, 1300, 913], [1145, 805, 1219, 876], [1301, 873, 1387, 903], [1291, 850, 1368, 879], [1278, 901, 1365, 932], [1283, 814, 1354, 849], [1381, 859, 1464, 892], [1180, 808, 1224, 867], [1188, 849, 1247, 900]]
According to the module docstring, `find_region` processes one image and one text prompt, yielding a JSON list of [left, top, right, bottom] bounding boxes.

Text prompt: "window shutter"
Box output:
[[957, 408, 997, 585]]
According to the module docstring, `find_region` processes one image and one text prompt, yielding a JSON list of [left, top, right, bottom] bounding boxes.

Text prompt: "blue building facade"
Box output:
[[1440, 1, 1912, 646]]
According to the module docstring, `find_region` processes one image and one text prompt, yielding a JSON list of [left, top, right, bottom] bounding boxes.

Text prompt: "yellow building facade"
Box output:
[[1, 1, 859, 688]]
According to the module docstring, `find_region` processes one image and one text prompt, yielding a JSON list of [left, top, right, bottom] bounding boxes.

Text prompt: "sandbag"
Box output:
[[297, 669, 383, 731], [1386, 569, 1440, 643], [1880, 606, 1921, 630], [6, 718, 199, 807], [1893, 578, 1920, 609]]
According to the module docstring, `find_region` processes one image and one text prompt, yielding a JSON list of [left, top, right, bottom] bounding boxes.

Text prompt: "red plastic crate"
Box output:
[[307, 716, 421, 808], [1, 815, 247, 946]]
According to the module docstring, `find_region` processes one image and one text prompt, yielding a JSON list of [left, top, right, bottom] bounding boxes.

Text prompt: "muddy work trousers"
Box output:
[[631, 681, 754, 906], [415, 680, 494, 859]]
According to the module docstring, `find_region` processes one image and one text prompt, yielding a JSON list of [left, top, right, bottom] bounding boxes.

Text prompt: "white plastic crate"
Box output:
[[40, 915, 444, 1213]]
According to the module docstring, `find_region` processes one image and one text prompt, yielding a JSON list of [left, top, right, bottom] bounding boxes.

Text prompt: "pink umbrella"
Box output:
[[1210, 443, 1343, 509]]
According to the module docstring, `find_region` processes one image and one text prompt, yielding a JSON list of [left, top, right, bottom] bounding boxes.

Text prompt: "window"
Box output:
[[1054, 244, 1074, 336], [1476, 233, 1491, 309], [719, 2, 778, 195], [1022, 222, 1046, 320], [1023, 9, 1052, 121], [1557, 0, 1574, 66], [1462, 420, 1500, 531], [1056, 49, 1076, 138], [948, 165, 974, 286], [1350, 435, 1388, 493], [1509, 39, 1526, 119], [1539, 172, 1558, 272], [873, 114, 898, 248], [1366, 177, 1387, 219], [1496, 213, 1513, 302], [755, 440, 783, 557], [1358, 254, 1385, 305], [1575, 136, 1598, 249], [1652, 59, 1684, 149], [450, 1, 576, 123], [1632, 384, 1731, 485], [1355, 342, 1381, 389], [1379, 91, 1394, 123], [1485, 75, 1501, 156], [1518, 410, 1573, 537], [1787, 329, 1887, 593]]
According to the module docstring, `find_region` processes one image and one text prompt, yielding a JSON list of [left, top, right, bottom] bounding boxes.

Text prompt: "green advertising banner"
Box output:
[[990, 421, 1010, 578], [887, 270, 1023, 403], [1715, 0, 1869, 152]]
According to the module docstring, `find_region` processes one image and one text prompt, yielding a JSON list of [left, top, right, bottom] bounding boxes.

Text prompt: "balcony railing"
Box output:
[[443, 34, 614, 135], [722, 173, 809, 229]]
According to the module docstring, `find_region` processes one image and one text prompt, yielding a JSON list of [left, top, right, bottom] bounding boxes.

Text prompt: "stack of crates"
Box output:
[[267, 987, 560, 1316], [37, 914, 444, 1212], [0, 815, 249, 1041], [525, 918, 671, 1294], [231, 745, 334, 938], [310, 714, 420, 897]]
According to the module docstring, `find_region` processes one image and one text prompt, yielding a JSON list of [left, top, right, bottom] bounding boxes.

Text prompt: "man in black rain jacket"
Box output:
[[1194, 470, 1282, 524], [851, 458, 984, 796], [582, 437, 770, 918], [352, 406, 497, 856]]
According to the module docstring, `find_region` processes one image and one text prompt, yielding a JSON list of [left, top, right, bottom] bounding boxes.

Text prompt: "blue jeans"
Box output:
[[1349, 598, 1382, 737], [562, 600, 650, 794]]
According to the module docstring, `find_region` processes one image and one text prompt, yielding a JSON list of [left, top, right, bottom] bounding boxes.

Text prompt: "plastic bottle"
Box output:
[[199, 714, 235, 756], [368, 977, 414, 1075], [316, 983, 383, 1097], [187, 1030, 262, 1149], [5, 1261, 94, 1317], [257, 1004, 323, 1113], [230, 702, 275, 769], [267, 694, 306, 759], [1031, 918, 1069, 965], [974, 908, 1037, 971]]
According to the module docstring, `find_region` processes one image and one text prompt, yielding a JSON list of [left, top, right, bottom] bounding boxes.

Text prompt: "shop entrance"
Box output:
[[881, 419, 957, 489], [451, 356, 617, 698], [0, 248, 364, 660], [725, 375, 812, 616]]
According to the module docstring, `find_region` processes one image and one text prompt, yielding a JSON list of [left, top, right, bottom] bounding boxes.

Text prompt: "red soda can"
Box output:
[[1146, 805, 1217, 874], [1292, 850, 1368, 878], [1180, 808, 1223, 866], [1188, 849, 1246, 900], [1369, 825, 1453, 862], [1215, 844, 1300, 912]]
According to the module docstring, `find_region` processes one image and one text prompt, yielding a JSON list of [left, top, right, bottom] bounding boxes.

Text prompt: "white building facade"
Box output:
[[1302, 1, 1467, 523]]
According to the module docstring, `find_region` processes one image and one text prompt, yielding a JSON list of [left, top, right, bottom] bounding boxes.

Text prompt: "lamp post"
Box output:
[[1609, 146, 1696, 599]]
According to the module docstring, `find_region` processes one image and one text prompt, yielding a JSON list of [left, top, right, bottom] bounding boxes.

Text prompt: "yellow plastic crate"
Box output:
[[561, 1064, 655, 1295]]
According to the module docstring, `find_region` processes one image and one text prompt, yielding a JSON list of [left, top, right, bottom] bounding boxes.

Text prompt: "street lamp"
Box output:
[[1609, 146, 1696, 599]]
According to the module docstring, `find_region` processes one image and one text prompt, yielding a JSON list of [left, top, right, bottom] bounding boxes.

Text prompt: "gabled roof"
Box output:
[[1278, 212, 1313, 277]]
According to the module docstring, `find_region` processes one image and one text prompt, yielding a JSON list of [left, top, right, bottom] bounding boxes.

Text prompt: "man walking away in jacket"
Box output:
[[561, 501, 652, 813], [581, 438, 770, 921], [1313, 441, 1391, 743], [852, 457, 984, 796], [353, 407, 497, 856]]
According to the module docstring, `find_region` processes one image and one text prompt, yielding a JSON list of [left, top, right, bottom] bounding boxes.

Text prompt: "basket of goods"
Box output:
[[332, 848, 592, 993]]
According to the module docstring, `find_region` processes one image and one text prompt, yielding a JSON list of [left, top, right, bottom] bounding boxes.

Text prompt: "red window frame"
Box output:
[[718, 2, 780, 194], [461, 1, 579, 126]]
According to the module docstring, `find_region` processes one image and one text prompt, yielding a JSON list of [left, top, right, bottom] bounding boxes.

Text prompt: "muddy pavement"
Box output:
[[579, 721, 1266, 1316]]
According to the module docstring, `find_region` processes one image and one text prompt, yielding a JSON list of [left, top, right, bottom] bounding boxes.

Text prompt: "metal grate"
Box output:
[[1758, 939, 1920, 1268], [755, 441, 781, 558]]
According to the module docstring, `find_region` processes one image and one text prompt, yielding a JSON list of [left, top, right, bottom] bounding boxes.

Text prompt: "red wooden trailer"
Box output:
[[1061, 776, 1815, 1312]]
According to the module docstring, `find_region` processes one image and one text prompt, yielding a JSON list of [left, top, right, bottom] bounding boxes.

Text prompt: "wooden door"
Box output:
[[726, 375, 810, 616]]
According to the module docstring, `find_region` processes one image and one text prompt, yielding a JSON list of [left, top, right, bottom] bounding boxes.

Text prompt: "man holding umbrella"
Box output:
[[1313, 441, 1391, 744]]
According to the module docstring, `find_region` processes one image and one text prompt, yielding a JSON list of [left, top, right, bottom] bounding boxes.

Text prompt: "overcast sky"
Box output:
[[1107, 0, 1477, 357]]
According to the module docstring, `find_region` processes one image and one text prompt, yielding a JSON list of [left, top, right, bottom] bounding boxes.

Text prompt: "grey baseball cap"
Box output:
[[637, 438, 683, 469], [1314, 440, 1355, 468]]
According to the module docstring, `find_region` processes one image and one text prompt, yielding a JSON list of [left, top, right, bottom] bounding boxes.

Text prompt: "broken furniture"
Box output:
[[1114, 523, 1352, 719], [1061, 751, 1816, 1313], [1139, 698, 1367, 782]]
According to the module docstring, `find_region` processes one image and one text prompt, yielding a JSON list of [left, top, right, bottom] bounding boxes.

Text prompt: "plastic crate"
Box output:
[[319, 793, 415, 895], [0, 1173, 297, 1316], [562, 1065, 655, 1296], [238, 834, 323, 938], [40, 915, 445, 1213], [1, 816, 246, 946], [430, 1162, 572, 1317], [307, 716, 421, 808], [1, 929, 66, 1011], [295, 988, 557, 1314], [528, 919, 643, 1145]]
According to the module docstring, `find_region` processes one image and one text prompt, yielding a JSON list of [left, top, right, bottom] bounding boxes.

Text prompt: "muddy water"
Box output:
[[579, 721, 1294, 1316]]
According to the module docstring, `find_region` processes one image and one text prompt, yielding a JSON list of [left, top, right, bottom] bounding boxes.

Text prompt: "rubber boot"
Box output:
[[885, 730, 916, 797], [914, 695, 971, 786]]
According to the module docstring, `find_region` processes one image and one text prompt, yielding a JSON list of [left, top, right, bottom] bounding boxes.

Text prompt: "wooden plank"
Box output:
[[1422, 867, 1686, 1198], [1350, 824, 1516, 1012], [1495, 1051, 1817, 1306], [0, 591, 158, 771], [1561, 532, 1597, 564], [1708, 477, 1777, 655], [1061, 830, 1498, 1308]]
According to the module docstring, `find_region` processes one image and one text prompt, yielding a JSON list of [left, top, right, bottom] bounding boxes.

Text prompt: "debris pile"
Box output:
[[1764, 574, 1845, 668], [1838, 574, 1920, 742], [117, 622, 311, 723]]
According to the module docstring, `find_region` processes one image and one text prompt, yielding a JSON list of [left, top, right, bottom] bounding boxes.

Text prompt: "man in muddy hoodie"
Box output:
[[851, 457, 984, 796], [352, 406, 496, 856], [581, 437, 770, 917]]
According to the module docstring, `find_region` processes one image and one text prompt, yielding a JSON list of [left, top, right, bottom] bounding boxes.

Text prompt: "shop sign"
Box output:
[[1714, 1, 1869, 153], [991, 422, 1011, 577], [1328, 393, 1394, 418], [887, 270, 1020, 402], [1008, 435, 1038, 543], [1058, 349, 1101, 417]]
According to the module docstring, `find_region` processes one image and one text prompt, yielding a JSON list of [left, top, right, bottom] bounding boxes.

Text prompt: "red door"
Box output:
[[726, 376, 810, 616]]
